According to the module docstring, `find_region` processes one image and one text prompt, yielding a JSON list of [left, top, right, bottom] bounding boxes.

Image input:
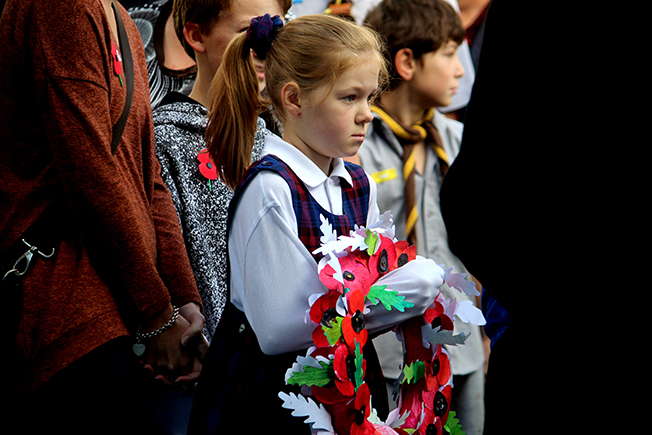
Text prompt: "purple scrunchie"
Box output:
[[246, 14, 284, 61]]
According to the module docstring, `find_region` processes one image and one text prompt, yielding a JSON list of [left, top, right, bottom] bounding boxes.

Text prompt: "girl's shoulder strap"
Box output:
[[343, 161, 370, 189], [226, 154, 298, 228]]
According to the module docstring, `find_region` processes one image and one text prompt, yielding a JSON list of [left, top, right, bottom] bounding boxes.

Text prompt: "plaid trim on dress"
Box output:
[[245, 154, 370, 258]]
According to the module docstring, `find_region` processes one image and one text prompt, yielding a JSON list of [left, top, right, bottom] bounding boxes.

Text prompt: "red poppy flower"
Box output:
[[198, 148, 217, 180], [424, 299, 454, 332], [333, 343, 367, 397], [417, 412, 443, 435], [351, 383, 375, 435], [368, 234, 397, 279], [342, 290, 368, 350], [340, 255, 375, 296], [425, 346, 451, 391], [309, 290, 342, 325], [430, 385, 451, 423], [319, 255, 375, 296], [308, 347, 353, 405], [392, 240, 416, 271]]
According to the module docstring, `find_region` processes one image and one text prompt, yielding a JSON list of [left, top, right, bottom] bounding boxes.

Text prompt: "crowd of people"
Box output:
[[2, 0, 623, 433]]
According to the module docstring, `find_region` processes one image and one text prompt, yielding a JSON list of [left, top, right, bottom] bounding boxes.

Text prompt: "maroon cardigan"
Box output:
[[0, 0, 201, 390]]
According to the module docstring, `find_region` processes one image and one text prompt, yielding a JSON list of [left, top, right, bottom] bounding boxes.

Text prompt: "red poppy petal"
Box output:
[[312, 326, 331, 348], [333, 344, 349, 382], [368, 235, 397, 276], [319, 264, 345, 292], [351, 420, 375, 435], [424, 301, 444, 325], [310, 290, 340, 324], [435, 352, 451, 386], [198, 162, 218, 180], [312, 385, 351, 404], [197, 149, 210, 163], [354, 382, 371, 413], [348, 289, 366, 312], [342, 316, 368, 349], [335, 378, 355, 396]]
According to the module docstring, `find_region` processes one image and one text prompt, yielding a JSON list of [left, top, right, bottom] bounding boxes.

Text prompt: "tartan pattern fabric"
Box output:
[[246, 154, 370, 261]]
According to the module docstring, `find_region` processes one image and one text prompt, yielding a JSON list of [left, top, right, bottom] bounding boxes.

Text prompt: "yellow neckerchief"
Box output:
[[370, 106, 448, 163]]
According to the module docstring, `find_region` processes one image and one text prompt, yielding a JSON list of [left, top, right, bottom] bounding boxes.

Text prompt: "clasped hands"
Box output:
[[138, 302, 208, 388]]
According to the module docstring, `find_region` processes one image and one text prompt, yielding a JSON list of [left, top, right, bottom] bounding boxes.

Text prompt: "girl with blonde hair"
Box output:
[[189, 14, 444, 433]]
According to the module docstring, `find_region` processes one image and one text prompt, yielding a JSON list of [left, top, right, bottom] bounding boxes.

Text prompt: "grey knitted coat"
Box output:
[[153, 97, 270, 340]]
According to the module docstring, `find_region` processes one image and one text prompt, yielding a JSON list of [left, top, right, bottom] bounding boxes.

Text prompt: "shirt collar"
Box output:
[[262, 135, 353, 188]]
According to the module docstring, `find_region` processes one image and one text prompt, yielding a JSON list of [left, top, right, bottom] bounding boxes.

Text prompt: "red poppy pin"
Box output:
[[198, 148, 218, 190], [111, 41, 123, 86]]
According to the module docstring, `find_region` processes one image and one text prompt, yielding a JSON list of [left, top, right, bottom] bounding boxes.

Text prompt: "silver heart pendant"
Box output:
[[132, 342, 146, 357]]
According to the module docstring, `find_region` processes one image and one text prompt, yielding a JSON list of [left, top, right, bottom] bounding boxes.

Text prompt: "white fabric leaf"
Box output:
[[278, 392, 335, 433]]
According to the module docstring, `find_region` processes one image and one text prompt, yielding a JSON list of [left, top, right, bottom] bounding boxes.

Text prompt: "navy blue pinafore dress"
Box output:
[[188, 155, 388, 434]]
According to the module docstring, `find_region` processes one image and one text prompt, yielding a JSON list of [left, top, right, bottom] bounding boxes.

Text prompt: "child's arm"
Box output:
[[229, 172, 442, 356]]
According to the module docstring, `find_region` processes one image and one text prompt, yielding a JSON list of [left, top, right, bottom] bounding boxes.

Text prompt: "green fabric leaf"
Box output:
[[354, 340, 364, 391], [365, 228, 378, 255], [286, 360, 335, 387], [323, 317, 344, 345], [401, 360, 426, 384], [444, 411, 466, 435], [366, 285, 415, 312]]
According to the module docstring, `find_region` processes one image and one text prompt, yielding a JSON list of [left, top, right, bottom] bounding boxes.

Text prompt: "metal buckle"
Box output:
[[2, 239, 55, 282]]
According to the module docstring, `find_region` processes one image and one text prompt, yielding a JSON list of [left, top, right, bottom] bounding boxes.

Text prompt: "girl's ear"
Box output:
[[281, 82, 302, 117], [394, 48, 416, 81], [183, 21, 206, 54]]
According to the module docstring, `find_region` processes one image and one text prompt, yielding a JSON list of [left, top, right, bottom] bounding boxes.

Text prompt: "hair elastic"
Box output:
[[246, 14, 284, 60]]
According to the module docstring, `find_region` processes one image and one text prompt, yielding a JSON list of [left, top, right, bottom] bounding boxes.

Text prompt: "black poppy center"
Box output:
[[433, 391, 448, 417], [343, 271, 356, 281], [397, 252, 409, 267], [426, 424, 438, 435], [206, 162, 213, 169], [346, 354, 356, 381], [431, 358, 440, 376], [431, 317, 442, 330], [355, 405, 366, 426], [321, 308, 339, 328], [377, 249, 389, 273], [351, 310, 365, 333]]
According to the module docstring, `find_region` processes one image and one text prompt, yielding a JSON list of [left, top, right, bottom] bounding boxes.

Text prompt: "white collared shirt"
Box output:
[[228, 135, 444, 355]]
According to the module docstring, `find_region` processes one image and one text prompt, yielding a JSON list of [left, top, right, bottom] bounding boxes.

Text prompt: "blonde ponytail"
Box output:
[[205, 33, 265, 190]]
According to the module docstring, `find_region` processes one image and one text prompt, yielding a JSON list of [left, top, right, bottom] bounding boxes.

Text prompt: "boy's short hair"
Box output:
[[172, 0, 293, 59], [364, 0, 465, 88]]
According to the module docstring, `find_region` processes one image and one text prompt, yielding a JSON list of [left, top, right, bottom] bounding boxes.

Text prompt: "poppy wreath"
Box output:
[[279, 213, 485, 435]]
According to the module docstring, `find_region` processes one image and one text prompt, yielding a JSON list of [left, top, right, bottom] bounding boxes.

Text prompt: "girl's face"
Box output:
[[284, 56, 380, 175]]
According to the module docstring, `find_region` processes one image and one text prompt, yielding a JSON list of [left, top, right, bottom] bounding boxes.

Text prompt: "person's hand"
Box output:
[[178, 302, 208, 355], [139, 304, 197, 385], [175, 302, 209, 384], [140, 302, 208, 387]]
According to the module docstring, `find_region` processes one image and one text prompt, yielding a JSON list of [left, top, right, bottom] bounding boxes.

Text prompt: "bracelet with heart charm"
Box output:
[[132, 306, 180, 357]]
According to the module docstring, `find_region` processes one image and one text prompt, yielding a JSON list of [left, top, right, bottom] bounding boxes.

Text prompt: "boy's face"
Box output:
[[202, 0, 284, 81], [410, 40, 465, 108]]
